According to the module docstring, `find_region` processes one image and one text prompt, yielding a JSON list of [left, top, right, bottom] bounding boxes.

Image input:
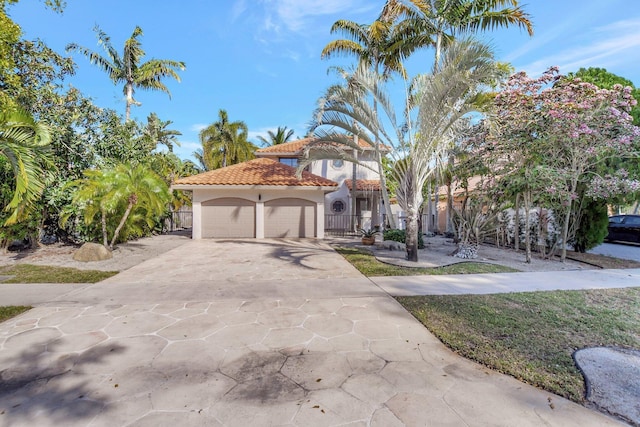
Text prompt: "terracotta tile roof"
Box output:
[[255, 136, 386, 156], [255, 137, 316, 155], [173, 158, 338, 187], [345, 179, 382, 192]]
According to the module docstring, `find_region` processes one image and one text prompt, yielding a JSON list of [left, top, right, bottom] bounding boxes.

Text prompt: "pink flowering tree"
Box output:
[[489, 67, 640, 262], [484, 69, 559, 263]]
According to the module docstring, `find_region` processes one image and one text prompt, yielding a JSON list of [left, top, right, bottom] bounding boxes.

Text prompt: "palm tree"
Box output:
[[197, 109, 256, 170], [66, 26, 185, 121], [0, 108, 53, 225], [144, 112, 181, 152], [309, 39, 499, 261], [322, 19, 427, 228], [380, 0, 532, 233], [64, 162, 170, 249], [380, 0, 533, 65], [256, 126, 295, 146]]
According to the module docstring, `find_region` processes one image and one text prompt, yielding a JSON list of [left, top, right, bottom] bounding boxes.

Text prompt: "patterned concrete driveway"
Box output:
[[0, 239, 624, 426]]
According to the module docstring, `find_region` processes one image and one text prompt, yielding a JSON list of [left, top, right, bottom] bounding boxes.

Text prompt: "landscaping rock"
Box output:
[[378, 240, 405, 251], [73, 242, 112, 262], [454, 245, 478, 259], [7, 239, 31, 252]]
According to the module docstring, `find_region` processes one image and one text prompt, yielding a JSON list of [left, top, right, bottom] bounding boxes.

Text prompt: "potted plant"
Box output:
[[358, 228, 379, 245]]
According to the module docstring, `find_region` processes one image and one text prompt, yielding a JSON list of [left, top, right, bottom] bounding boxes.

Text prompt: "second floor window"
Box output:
[[279, 157, 298, 167]]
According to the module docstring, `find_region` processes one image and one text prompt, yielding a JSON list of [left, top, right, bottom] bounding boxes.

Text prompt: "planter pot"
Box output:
[[361, 236, 376, 245]]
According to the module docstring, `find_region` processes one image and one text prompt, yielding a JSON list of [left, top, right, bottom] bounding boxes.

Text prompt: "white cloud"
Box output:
[[284, 49, 300, 62], [259, 0, 374, 34], [516, 18, 640, 77], [190, 123, 208, 132], [230, 0, 247, 22], [179, 141, 202, 151], [173, 141, 202, 163]]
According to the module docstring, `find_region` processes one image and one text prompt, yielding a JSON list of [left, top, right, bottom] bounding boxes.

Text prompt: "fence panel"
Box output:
[[166, 210, 192, 232]]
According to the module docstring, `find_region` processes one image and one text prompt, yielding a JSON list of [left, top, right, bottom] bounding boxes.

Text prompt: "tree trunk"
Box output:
[[426, 181, 432, 233], [523, 191, 531, 263], [109, 195, 137, 250], [405, 208, 419, 262], [434, 26, 443, 69], [125, 82, 133, 121], [351, 147, 358, 232], [445, 153, 455, 234], [434, 183, 440, 233], [101, 208, 108, 247], [371, 92, 396, 230], [514, 193, 520, 251], [560, 201, 572, 262], [377, 150, 395, 229], [446, 183, 454, 235]]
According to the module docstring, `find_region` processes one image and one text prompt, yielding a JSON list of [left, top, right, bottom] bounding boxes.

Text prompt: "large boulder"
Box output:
[[73, 242, 112, 262]]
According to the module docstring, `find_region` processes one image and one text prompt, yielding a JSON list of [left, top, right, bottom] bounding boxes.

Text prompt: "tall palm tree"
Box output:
[[322, 19, 427, 228], [380, 0, 532, 232], [0, 108, 53, 225], [256, 126, 295, 146], [64, 162, 170, 249], [380, 0, 533, 65], [197, 109, 256, 170], [66, 26, 185, 121], [321, 19, 425, 79], [309, 39, 499, 261]]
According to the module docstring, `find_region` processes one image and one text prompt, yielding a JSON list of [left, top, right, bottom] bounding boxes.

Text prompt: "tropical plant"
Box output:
[[256, 126, 295, 146], [308, 39, 498, 261], [570, 198, 609, 253], [143, 112, 181, 152], [452, 201, 497, 258], [380, 0, 533, 64], [0, 107, 53, 225], [321, 19, 428, 228], [1, 0, 66, 109], [66, 26, 185, 121], [379, 0, 532, 232], [358, 227, 380, 238], [197, 109, 256, 170], [486, 67, 640, 262], [63, 162, 170, 249]]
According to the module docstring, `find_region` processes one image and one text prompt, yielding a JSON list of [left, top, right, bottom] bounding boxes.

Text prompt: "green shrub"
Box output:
[[383, 229, 425, 249], [571, 199, 609, 252]]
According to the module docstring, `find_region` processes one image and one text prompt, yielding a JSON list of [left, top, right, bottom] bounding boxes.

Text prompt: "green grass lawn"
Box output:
[[397, 288, 640, 402], [334, 246, 518, 276], [0, 264, 118, 283], [0, 305, 31, 322]]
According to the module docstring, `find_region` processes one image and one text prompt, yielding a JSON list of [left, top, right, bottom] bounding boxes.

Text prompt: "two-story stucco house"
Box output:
[[254, 137, 385, 233], [172, 137, 386, 239]]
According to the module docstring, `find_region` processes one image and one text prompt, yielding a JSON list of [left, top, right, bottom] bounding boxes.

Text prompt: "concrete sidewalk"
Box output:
[[0, 240, 629, 426], [372, 268, 640, 296]]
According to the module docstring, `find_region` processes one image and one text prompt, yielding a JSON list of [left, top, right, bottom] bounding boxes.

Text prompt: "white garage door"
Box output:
[[265, 198, 316, 238], [202, 198, 255, 238]]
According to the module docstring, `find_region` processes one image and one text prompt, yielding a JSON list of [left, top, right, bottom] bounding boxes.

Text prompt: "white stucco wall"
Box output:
[[309, 153, 380, 183]]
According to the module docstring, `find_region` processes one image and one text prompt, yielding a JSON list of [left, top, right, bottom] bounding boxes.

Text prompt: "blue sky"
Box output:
[[8, 0, 640, 162]]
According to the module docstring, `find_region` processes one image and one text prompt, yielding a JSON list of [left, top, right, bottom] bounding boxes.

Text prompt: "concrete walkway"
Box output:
[[371, 268, 640, 296], [0, 239, 628, 426]]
